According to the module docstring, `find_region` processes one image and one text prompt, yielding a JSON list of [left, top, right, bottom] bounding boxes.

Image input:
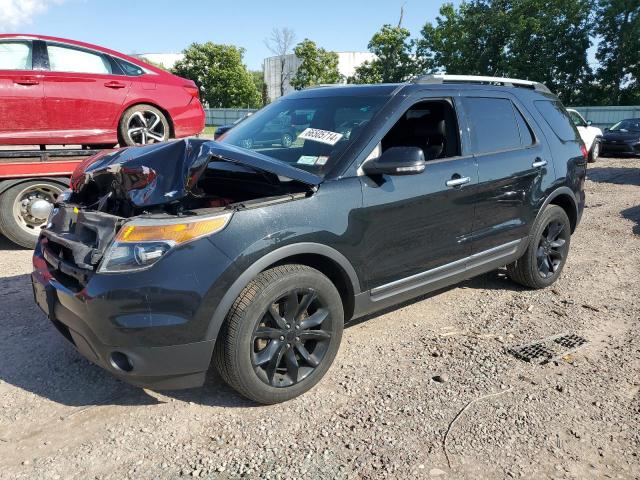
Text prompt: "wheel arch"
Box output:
[[206, 243, 361, 341], [538, 187, 578, 233]]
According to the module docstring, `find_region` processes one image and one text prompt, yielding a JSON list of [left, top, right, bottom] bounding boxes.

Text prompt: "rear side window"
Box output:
[[0, 41, 32, 70], [463, 97, 523, 154], [514, 107, 535, 146], [534, 100, 579, 142], [47, 44, 112, 74], [117, 58, 145, 76]]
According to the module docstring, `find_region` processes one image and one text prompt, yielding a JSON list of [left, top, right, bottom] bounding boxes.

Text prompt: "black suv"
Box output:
[[32, 75, 586, 404]]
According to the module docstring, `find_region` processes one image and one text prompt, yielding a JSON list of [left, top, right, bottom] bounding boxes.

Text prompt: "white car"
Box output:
[[567, 109, 602, 162]]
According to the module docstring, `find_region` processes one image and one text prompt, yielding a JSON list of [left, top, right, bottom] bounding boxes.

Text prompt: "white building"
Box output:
[[135, 53, 185, 69], [264, 51, 375, 101]]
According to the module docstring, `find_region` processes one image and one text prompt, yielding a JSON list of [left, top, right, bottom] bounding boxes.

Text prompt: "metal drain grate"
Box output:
[[507, 333, 588, 364]]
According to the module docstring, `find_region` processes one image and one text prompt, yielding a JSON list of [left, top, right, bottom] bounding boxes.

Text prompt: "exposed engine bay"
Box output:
[[40, 139, 316, 280], [67, 139, 313, 218]]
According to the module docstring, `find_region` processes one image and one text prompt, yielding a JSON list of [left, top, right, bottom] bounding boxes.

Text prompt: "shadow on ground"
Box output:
[[1, 262, 527, 409], [587, 166, 640, 186], [0, 234, 27, 251], [0, 271, 254, 409], [621, 205, 640, 235]]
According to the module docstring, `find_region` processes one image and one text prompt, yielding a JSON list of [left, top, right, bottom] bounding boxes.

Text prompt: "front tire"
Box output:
[[507, 205, 571, 289], [214, 265, 344, 404], [118, 104, 170, 146]]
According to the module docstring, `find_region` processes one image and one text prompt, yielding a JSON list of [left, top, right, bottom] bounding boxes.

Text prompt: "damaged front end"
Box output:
[[40, 138, 319, 284]]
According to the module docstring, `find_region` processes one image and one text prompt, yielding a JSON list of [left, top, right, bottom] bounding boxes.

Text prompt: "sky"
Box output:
[[0, 0, 463, 70]]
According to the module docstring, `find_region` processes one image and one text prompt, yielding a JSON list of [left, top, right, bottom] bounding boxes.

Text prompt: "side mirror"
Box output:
[[604, 127, 609, 132], [362, 146, 426, 176], [586, 120, 593, 126]]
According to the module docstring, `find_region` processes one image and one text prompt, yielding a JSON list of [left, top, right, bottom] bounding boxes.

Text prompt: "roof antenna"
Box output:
[[398, 2, 406, 27]]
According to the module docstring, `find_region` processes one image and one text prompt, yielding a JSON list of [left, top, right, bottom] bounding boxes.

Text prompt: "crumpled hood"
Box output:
[[70, 138, 321, 208]]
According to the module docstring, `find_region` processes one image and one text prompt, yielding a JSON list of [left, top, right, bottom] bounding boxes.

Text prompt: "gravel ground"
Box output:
[[1, 156, 639, 480]]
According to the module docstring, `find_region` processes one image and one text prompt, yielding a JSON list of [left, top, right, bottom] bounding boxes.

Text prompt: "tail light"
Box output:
[[580, 144, 588, 161], [183, 85, 200, 99]]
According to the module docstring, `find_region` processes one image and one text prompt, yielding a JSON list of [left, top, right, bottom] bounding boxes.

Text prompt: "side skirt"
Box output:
[[352, 238, 527, 319]]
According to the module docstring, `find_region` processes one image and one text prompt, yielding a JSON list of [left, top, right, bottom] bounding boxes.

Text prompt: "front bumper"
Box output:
[[31, 235, 235, 390], [600, 141, 640, 156]]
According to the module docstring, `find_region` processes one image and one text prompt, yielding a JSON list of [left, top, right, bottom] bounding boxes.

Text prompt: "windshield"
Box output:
[[219, 95, 388, 176], [610, 119, 640, 132]]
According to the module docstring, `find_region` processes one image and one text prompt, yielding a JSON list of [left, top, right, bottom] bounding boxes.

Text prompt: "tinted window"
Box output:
[[610, 119, 640, 132], [514, 107, 535, 146], [47, 44, 112, 74], [0, 41, 32, 70], [568, 110, 586, 127], [534, 100, 579, 142], [117, 58, 145, 76], [464, 97, 522, 154]]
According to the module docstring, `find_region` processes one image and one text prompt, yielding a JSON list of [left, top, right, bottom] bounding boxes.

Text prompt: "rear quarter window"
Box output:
[[534, 100, 579, 142]]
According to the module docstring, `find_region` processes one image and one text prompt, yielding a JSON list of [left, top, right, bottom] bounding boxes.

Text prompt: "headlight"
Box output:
[[98, 212, 232, 273]]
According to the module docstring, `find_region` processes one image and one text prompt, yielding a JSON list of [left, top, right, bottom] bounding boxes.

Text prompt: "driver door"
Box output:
[[359, 95, 479, 296]]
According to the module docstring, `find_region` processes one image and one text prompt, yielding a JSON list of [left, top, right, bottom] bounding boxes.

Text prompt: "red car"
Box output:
[[0, 34, 204, 147]]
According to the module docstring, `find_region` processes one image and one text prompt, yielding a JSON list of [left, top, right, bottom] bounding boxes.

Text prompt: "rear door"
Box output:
[[460, 93, 553, 253], [41, 41, 131, 141], [0, 39, 47, 141]]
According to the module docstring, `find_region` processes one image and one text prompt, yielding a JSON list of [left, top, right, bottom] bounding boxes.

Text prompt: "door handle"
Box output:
[[446, 176, 471, 188], [104, 81, 126, 89], [532, 158, 547, 168], [14, 78, 39, 86]]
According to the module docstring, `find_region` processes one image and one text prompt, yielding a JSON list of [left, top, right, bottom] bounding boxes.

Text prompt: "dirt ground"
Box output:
[[0, 156, 638, 480]]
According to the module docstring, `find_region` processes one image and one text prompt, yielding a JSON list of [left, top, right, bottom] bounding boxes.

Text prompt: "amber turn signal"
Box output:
[[115, 213, 231, 245]]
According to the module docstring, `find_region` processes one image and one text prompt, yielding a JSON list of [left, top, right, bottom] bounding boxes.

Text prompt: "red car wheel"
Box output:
[[119, 104, 170, 146]]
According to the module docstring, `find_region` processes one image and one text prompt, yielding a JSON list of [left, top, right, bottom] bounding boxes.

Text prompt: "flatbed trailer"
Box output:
[[0, 148, 104, 248]]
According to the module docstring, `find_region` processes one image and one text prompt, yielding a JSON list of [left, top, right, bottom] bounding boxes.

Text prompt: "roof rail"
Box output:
[[411, 74, 551, 94], [302, 83, 346, 90]]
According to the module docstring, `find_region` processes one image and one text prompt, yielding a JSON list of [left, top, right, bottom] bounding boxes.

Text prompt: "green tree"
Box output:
[[250, 69, 269, 107], [172, 42, 261, 108], [594, 0, 640, 104], [350, 25, 419, 83], [417, 0, 594, 104], [290, 39, 342, 90], [417, 1, 511, 76]]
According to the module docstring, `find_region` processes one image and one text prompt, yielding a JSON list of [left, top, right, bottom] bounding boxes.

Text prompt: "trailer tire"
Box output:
[[0, 180, 64, 248]]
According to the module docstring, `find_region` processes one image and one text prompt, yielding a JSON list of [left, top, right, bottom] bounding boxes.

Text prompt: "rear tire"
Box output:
[[118, 104, 170, 146], [506, 205, 571, 289], [214, 265, 344, 404], [0, 180, 64, 248]]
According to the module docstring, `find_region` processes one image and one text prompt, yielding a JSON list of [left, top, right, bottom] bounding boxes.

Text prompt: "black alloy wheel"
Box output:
[[214, 264, 344, 404], [252, 288, 333, 388], [536, 220, 568, 278], [506, 205, 571, 289]]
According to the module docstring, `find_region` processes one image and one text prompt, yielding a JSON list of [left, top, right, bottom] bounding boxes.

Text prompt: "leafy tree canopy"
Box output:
[[418, 0, 594, 104], [594, 0, 640, 104], [172, 42, 261, 108], [350, 25, 419, 83], [290, 39, 342, 90]]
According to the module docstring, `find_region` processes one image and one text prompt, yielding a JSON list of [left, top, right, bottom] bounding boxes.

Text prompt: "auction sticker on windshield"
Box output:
[[298, 128, 344, 146]]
